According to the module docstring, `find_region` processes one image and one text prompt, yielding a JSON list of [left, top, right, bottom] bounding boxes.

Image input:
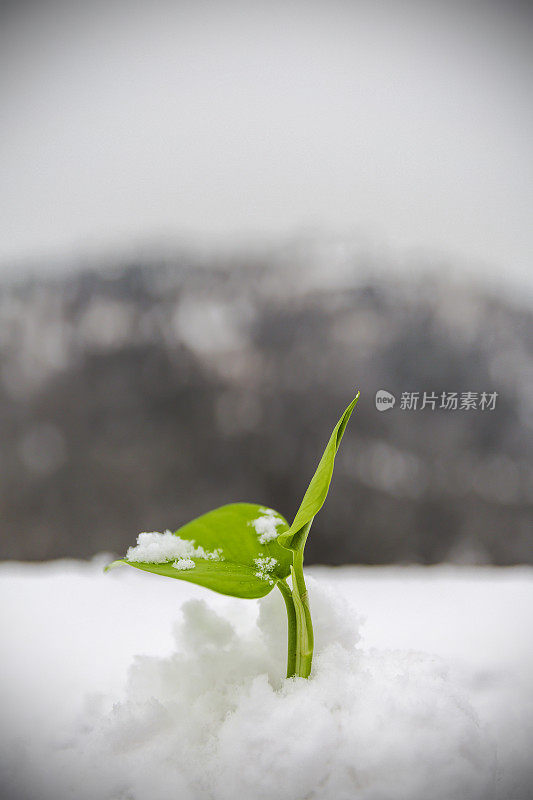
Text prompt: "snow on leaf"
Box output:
[[106, 503, 292, 600], [126, 530, 223, 564], [249, 508, 285, 544], [254, 556, 278, 584], [172, 558, 196, 570]]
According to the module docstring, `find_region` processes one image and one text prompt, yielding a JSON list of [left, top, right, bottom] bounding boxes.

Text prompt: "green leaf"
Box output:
[[106, 503, 292, 599], [277, 392, 360, 551]]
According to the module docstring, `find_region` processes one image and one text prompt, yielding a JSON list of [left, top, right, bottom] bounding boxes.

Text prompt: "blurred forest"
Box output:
[[0, 245, 531, 564]]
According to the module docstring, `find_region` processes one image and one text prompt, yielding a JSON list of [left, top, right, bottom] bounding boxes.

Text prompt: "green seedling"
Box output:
[[107, 393, 359, 678]]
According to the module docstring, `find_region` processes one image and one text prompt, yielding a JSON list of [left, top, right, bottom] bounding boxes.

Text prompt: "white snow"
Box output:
[[254, 557, 278, 584], [126, 530, 223, 563], [0, 559, 532, 800], [172, 558, 196, 571], [250, 508, 285, 544]]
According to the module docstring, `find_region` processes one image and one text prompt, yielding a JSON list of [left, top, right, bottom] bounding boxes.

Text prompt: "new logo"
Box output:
[[375, 389, 396, 411]]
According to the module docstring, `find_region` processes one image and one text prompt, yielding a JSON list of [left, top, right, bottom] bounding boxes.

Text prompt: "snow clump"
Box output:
[[126, 530, 223, 563], [172, 558, 196, 571], [249, 507, 285, 544], [254, 556, 278, 584]]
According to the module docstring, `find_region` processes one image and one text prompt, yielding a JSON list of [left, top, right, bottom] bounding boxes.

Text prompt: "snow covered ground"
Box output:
[[1, 558, 532, 800]]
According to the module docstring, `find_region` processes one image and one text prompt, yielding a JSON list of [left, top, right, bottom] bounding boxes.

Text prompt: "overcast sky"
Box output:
[[0, 0, 532, 294]]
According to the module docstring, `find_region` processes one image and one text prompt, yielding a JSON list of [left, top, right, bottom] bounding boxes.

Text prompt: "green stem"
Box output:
[[277, 521, 314, 679], [290, 521, 314, 678], [277, 578, 297, 678]]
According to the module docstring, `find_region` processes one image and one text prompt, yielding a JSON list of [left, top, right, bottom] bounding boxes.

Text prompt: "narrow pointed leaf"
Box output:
[[278, 392, 360, 551], [106, 503, 292, 599]]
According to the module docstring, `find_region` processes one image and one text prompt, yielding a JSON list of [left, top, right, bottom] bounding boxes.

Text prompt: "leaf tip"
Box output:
[[104, 559, 127, 572], [349, 390, 360, 410]]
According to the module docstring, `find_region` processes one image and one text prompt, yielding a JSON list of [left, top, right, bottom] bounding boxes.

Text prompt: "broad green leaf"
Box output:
[[278, 392, 360, 551], [106, 503, 292, 599]]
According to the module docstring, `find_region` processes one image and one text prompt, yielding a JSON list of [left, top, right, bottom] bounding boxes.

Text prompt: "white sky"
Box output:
[[0, 0, 532, 293]]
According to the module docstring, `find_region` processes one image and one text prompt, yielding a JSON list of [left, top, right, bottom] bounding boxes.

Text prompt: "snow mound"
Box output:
[[35, 579, 497, 800]]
